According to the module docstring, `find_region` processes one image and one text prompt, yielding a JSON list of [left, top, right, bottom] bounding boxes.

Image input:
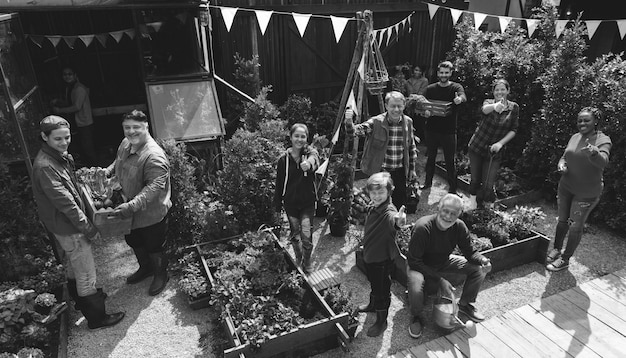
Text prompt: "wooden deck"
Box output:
[[392, 268, 626, 358]]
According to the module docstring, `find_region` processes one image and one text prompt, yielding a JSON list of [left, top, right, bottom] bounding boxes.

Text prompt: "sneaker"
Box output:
[[546, 248, 561, 262], [458, 303, 485, 322], [547, 257, 569, 272], [408, 316, 424, 338]]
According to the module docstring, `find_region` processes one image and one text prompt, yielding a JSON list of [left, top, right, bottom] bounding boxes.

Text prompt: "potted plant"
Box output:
[[33, 293, 56, 316], [327, 156, 354, 237], [322, 286, 358, 338]]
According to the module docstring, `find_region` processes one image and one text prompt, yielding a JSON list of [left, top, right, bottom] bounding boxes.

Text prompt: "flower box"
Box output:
[[80, 184, 132, 238], [355, 229, 550, 288], [178, 250, 211, 310], [197, 231, 354, 358]]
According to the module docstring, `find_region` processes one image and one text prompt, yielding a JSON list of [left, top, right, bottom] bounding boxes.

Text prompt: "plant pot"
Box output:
[[188, 294, 211, 310], [315, 202, 329, 217], [329, 222, 347, 237], [35, 305, 53, 316]]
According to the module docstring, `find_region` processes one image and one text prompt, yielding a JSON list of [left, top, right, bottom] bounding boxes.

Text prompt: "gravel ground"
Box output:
[[69, 147, 626, 357]]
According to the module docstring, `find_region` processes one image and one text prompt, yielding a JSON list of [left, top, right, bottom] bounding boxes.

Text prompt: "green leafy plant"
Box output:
[[242, 86, 280, 132], [33, 294, 55, 308], [177, 251, 209, 300], [0, 288, 36, 352], [327, 156, 354, 234], [16, 347, 44, 358], [201, 201, 241, 243], [322, 286, 358, 325]]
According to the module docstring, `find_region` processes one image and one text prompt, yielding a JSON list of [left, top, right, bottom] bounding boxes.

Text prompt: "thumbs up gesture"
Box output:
[[395, 205, 407, 228], [494, 99, 505, 113], [453, 92, 463, 105]]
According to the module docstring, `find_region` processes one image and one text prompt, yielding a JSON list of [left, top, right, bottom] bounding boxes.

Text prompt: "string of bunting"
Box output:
[[373, 12, 414, 48], [426, 1, 626, 40], [25, 12, 192, 49]]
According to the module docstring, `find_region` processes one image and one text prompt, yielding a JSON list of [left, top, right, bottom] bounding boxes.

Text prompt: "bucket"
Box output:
[[432, 289, 472, 331]]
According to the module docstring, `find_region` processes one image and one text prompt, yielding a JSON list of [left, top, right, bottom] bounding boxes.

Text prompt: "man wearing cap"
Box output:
[[32, 115, 125, 329], [104, 110, 172, 296]]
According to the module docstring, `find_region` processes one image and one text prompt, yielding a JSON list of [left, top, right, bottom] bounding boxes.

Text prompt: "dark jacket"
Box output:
[[362, 198, 401, 263], [32, 143, 97, 237], [274, 147, 320, 213]]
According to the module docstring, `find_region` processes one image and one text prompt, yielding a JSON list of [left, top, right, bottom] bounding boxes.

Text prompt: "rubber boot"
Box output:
[[148, 252, 169, 296], [67, 280, 106, 310], [367, 309, 389, 337], [79, 291, 125, 329], [357, 294, 375, 313], [291, 240, 303, 266], [126, 247, 153, 284], [467, 195, 477, 210], [302, 247, 313, 274]]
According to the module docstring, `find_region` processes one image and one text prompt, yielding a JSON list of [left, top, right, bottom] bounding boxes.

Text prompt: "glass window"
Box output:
[[0, 17, 37, 105]]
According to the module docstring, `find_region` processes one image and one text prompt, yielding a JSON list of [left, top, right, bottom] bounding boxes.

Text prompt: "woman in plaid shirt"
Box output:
[[467, 79, 519, 209]]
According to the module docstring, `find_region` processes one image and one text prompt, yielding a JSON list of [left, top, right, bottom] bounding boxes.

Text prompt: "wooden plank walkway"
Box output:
[[391, 268, 626, 358]]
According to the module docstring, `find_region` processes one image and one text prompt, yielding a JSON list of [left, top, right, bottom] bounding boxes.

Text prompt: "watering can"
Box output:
[[432, 289, 474, 331]]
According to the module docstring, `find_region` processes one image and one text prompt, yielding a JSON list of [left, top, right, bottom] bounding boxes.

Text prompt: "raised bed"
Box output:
[[356, 229, 550, 288], [196, 231, 354, 358], [433, 163, 543, 208]]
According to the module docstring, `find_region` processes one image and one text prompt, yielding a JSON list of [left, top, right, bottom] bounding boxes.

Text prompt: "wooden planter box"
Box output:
[[80, 184, 132, 238], [433, 163, 543, 208], [356, 230, 550, 288], [196, 232, 353, 358], [188, 294, 211, 310], [416, 100, 453, 117]]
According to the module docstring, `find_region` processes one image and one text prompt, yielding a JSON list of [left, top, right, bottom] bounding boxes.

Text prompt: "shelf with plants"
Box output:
[[356, 206, 550, 287], [196, 229, 355, 358]]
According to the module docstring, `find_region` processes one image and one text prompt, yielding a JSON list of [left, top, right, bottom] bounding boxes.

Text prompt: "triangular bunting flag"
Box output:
[[221, 7, 238, 32], [357, 53, 365, 79], [175, 12, 188, 25], [386, 27, 393, 46], [330, 125, 341, 145], [427, 3, 439, 20], [450, 9, 463, 26], [617, 20, 626, 40], [110, 31, 124, 43], [63, 36, 78, 49], [254, 10, 273, 35], [29, 35, 44, 48], [555, 20, 569, 38], [292, 13, 312, 37], [124, 29, 136, 40], [95, 33, 109, 47], [316, 158, 330, 176], [585, 20, 601, 39], [347, 90, 358, 115], [330, 16, 349, 43], [374, 30, 382, 46], [79, 35, 94, 47], [499, 17, 512, 33], [473, 13, 487, 30], [526, 19, 539, 37], [150, 22, 163, 32], [48, 36, 62, 47]]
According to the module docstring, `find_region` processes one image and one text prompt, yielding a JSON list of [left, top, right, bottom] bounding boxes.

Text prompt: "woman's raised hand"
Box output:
[[494, 99, 505, 114]]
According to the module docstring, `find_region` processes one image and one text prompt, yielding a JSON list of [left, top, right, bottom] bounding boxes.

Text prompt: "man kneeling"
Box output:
[[406, 194, 491, 338]]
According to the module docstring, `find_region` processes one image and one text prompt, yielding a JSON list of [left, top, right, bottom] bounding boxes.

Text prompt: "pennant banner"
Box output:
[[255, 10, 273, 35], [555, 20, 569, 38], [526, 19, 539, 37], [221, 7, 238, 32], [585, 20, 601, 39], [473, 12, 487, 30], [149, 21, 163, 33], [292, 13, 312, 37], [347, 90, 358, 115], [617, 20, 626, 40], [427, 3, 439, 20], [63, 36, 77, 49], [95, 33, 109, 47], [124, 29, 136, 40], [499, 16, 512, 33], [330, 16, 349, 43], [79, 35, 94, 47], [110, 31, 124, 43], [450, 9, 463, 26], [48, 36, 61, 47]]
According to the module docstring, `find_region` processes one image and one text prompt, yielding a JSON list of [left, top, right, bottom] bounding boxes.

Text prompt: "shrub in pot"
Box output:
[[327, 156, 354, 237]]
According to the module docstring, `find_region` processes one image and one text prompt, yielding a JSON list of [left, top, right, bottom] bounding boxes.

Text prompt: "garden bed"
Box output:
[[434, 163, 543, 208], [195, 230, 354, 358], [355, 206, 550, 287]]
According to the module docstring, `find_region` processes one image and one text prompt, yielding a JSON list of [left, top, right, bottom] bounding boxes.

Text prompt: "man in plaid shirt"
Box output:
[[345, 91, 418, 208]]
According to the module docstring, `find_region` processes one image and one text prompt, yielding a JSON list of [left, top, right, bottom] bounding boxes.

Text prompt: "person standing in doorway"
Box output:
[[421, 61, 467, 195], [52, 66, 98, 167], [104, 110, 172, 296]]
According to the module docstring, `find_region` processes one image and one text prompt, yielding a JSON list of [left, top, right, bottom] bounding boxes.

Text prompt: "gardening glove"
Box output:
[[114, 202, 134, 218]]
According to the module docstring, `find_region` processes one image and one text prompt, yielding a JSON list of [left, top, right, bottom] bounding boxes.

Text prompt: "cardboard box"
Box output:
[[416, 100, 453, 117], [80, 184, 132, 238]]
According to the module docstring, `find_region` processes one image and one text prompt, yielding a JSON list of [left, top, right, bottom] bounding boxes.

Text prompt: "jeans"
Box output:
[[468, 151, 501, 204], [424, 131, 457, 191], [364, 260, 394, 310], [553, 184, 600, 261], [286, 205, 315, 252], [407, 255, 486, 316], [54, 233, 97, 297], [384, 167, 407, 209], [125, 216, 168, 253]]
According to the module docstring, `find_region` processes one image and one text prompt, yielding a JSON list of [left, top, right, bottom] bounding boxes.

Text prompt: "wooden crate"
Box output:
[[80, 184, 132, 238], [417, 100, 453, 117], [197, 232, 353, 357]]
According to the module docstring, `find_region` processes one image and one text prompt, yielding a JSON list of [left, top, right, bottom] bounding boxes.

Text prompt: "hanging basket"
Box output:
[[364, 37, 389, 95]]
